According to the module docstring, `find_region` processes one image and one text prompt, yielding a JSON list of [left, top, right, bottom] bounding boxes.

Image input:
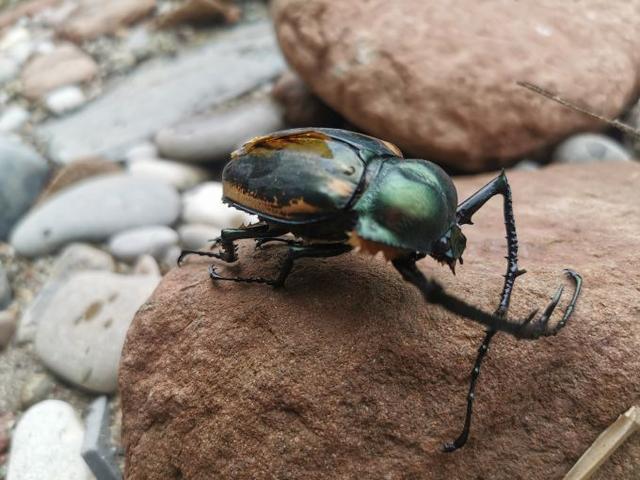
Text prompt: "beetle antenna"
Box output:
[[517, 81, 640, 141]]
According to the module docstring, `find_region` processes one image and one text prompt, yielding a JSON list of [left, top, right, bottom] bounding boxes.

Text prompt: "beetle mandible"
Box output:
[[178, 128, 582, 452]]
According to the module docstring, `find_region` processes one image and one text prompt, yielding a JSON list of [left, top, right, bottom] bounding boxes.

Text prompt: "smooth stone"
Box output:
[[57, 0, 156, 42], [17, 243, 115, 343], [10, 174, 181, 257], [45, 85, 87, 115], [552, 133, 632, 164], [0, 136, 50, 241], [178, 224, 221, 250], [0, 105, 29, 133], [0, 57, 19, 84], [19, 373, 55, 409], [20, 43, 98, 100], [6, 400, 92, 480], [155, 98, 285, 163], [36, 21, 285, 163], [0, 307, 17, 349], [124, 142, 158, 162], [108, 225, 179, 263], [132, 254, 161, 277], [0, 266, 10, 309], [127, 157, 210, 191], [181, 182, 255, 228], [35, 271, 160, 393], [511, 159, 541, 171], [159, 245, 181, 270], [0, 26, 33, 65], [273, 0, 640, 171]]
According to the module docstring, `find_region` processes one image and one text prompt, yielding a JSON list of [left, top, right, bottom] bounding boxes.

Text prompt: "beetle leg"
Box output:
[[254, 237, 303, 250], [209, 243, 352, 288]]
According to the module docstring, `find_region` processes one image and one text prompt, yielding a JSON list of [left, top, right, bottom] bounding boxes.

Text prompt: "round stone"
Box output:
[[552, 133, 632, 164], [0, 105, 29, 133], [9, 174, 181, 257], [108, 225, 179, 262], [178, 224, 221, 250], [273, 0, 640, 171], [181, 182, 255, 228], [127, 157, 210, 191], [45, 85, 87, 115]]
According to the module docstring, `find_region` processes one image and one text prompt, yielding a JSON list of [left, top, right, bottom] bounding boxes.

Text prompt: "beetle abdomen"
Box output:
[[222, 129, 399, 223]]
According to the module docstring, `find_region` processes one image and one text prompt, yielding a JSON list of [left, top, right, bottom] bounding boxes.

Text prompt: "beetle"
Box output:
[[178, 128, 582, 452]]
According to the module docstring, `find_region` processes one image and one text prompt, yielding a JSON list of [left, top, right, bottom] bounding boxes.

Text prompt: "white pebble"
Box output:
[[45, 85, 87, 115], [0, 105, 29, 133], [108, 225, 179, 262], [182, 182, 255, 228]]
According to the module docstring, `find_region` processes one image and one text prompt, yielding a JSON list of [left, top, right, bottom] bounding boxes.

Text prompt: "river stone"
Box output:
[[181, 182, 255, 227], [126, 157, 210, 191], [0, 136, 50, 241], [108, 225, 179, 263], [272, 0, 640, 172], [6, 400, 92, 480], [120, 163, 640, 479], [36, 271, 160, 393], [552, 133, 632, 164], [10, 174, 180, 257], [0, 266, 10, 310]]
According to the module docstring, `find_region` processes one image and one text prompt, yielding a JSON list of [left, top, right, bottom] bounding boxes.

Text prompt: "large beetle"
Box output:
[[179, 128, 582, 451]]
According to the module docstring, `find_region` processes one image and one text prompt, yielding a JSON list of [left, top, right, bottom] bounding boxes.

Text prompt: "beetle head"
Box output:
[[431, 224, 467, 274]]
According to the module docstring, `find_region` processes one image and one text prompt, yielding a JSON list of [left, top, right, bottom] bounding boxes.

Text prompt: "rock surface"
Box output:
[[108, 225, 179, 262], [0, 136, 50, 240], [272, 0, 640, 171], [10, 174, 180, 257], [6, 400, 92, 480], [36, 271, 160, 393], [120, 163, 640, 479]]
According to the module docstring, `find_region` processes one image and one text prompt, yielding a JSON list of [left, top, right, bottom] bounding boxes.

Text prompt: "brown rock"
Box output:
[[154, 0, 241, 29], [272, 0, 640, 172], [20, 43, 97, 100], [57, 0, 156, 42], [120, 163, 640, 479], [36, 157, 122, 204]]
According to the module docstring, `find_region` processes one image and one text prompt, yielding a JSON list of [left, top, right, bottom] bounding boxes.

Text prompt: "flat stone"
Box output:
[[178, 223, 221, 250], [127, 157, 210, 191], [181, 182, 254, 228], [81, 396, 122, 480], [0, 105, 30, 133], [273, 0, 640, 171], [36, 271, 160, 393], [120, 163, 640, 479], [6, 400, 92, 480], [552, 133, 632, 163], [108, 225, 178, 263], [57, 0, 156, 43], [36, 21, 285, 163], [10, 174, 180, 257], [155, 98, 285, 163], [17, 243, 115, 343], [20, 43, 97, 100], [0, 136, 50, 241], [0, 266, 10, 310], [45, 85, 87, 115]]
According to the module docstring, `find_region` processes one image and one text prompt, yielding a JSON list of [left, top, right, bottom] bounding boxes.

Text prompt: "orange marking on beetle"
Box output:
[[224, 182, 320, 219], [232, 131, 333, 159], [327, 178, 354, 198], [380, 139, 403, 157], [348, 231, 405, 261]]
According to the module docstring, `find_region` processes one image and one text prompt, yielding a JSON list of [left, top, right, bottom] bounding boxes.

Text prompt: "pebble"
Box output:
[[10, 174, 181, 257], [44, 85, 87, 115], [552, 133, 632, 164], [0, 307, 17, 350], [155, 98, 285, 163], [159, 245, 182, 270], [108, 225, 179, 263], [0, 105, 29, 133], [132, 254, 161, 277], [17, 243, 115, 343], [6, 400, 92, 480], [127, 157, 210, 191], [124, 142, 158, 162], [178, 223, 221, 250], [182, 182, 255, 227], [0, 266, 10, 309], [0, 26, 34, 65], [0, 136, 50, 241], [35, 271, 160, 393], [511, 159, 541, 171], [0, 57, 19, 84], [19, 373, 55, 410], [20, 43, 98, 100]]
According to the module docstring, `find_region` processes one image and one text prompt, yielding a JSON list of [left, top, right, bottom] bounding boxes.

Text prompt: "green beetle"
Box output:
[[179, 128, 582, 451]]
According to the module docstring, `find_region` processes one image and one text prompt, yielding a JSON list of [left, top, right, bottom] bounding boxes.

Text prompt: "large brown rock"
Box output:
[[120, 163, 640, 479], [272, 0, 640, 172]]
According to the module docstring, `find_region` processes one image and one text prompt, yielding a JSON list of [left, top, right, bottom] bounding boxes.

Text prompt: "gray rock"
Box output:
[[81, 396, 122, 480], [0, 266, 10, 309], [6, 400, 92, 480], [9, 174, 181, 257], [155, 98, 285, 163], [0, 105, 29, 133], [126, 157, 210, 191], [132, 254, 161, 277], [17, 243, 116, 343], [181, 182, 255, 227], [45, 85, 87, 115], [552, 133, 632, 164], [36, 21, 285, 163], [35, 271, 160, 393], [19, 373, 55, 409], [108, 225, 178, 262], [0, 136, 50, 241], [178, 223, 221, 250]]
